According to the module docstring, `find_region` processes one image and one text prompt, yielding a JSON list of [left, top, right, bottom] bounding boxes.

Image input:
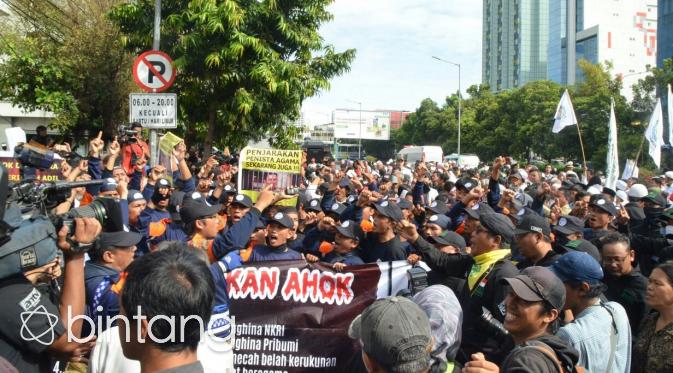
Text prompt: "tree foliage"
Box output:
[[110, 0, 355, 153], [389, 61, 651, 170], [0, 0, 133, 138]]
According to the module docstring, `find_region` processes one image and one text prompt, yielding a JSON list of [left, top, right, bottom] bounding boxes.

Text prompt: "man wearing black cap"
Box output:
[[464, 267, 579, 373], [423, 214, 452, 237], [84, 231, 142, 335], [323, 220, 365, 271], [585, 197, 617, 246], [630, 191, 668, 237], [514, 213, 561, 269], [302, 202, 347, 255], [446, 180, 482, 231], [247, 211, 303, 262], [552, 215, 601, 262], [399, 212, 519, 363], [359, 201, 407, 262], [180, 197, 222, 252], [209, 187, 286, 261]]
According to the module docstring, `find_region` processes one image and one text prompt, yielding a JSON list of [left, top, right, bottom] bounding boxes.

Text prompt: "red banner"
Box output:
[[0, 157, 63, 182]]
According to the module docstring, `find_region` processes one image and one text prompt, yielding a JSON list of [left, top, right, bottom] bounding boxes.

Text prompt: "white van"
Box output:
[[444, 153, 480, 169], [397, 146, 443, 164]]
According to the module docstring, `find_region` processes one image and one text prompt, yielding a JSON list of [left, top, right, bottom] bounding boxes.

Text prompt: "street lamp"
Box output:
[[346, 99, 363, 159], [432, 56, 461, 161]]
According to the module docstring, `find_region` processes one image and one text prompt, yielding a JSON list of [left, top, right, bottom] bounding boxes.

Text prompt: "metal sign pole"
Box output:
[[149, 0, 161, 166]]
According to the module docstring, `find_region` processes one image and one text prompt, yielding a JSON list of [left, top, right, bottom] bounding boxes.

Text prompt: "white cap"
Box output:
[[627, 184, 648, 199], [587, 185, 602, 195], [616, 190, 628, 203], [565, 161, 574, 167], [615, 180, 628, 191], [666, 171, 673, 179]]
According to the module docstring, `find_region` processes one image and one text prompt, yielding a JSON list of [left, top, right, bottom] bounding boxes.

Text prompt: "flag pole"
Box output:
[[575, 122, 588, 180]]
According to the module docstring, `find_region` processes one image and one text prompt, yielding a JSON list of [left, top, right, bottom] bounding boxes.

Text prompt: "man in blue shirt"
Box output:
[[551, 251, 632, 373], [248, 211, 303, 262]]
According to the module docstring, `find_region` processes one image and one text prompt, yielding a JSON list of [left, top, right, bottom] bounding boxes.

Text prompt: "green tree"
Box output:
[[0, 0, 133, 139], [110, 0, 355, 153]]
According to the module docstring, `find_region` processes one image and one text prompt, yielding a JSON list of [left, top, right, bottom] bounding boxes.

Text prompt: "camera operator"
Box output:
[[0, 217, 102, 373], [121, 123, 150, 176]]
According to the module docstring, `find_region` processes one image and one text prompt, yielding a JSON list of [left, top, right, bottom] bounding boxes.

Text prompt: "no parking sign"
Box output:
[[133, 50, 176, 93]]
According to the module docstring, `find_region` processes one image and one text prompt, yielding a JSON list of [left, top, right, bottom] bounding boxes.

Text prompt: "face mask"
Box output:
[[644, 206, 664, 222], [554, 234, 569, 248]]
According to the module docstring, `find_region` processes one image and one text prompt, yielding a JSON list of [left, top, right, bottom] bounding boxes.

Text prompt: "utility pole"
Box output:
[[432, 56, 461, 162], [149, 0, 161, 166]]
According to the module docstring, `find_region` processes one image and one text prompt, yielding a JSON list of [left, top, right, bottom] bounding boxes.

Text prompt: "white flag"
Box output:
[[552, 89, 578, 133], [645, 98, 665, 168], [622, 159, 639, 180], [605, 99, 619, 190], [666, 84, 673, 145]]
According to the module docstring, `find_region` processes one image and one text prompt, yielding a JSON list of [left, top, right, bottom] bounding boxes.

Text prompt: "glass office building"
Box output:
[[482, 0, 550, 91]]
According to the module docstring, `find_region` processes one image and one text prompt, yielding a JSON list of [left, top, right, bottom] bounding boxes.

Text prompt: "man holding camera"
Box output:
[[121, 123, 150, 176], [0, 217, 102, 373]]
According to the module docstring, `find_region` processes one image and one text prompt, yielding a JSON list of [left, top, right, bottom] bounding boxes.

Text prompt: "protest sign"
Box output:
[[237, 147, 302, 206], [0, 157, 62, 182], [157, 132, 183, 183], [228, 260, 414, 372]]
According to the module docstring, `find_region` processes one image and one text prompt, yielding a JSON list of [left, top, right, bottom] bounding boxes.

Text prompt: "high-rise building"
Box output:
[[482, 0, 549, 91], [548, 0, 657, 99], [660, 0, 673, 68]]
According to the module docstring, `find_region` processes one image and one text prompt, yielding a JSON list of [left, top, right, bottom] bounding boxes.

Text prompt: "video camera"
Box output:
[[14, 143, 81, 170], [212, 146, 237, 165], [118, 124, 139, 144]]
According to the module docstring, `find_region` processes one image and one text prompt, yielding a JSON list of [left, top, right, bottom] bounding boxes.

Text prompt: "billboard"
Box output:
[[333, 109, 390, 140]]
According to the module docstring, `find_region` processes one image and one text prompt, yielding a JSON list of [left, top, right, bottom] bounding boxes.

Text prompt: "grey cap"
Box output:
[[231, 194, 253, 208], [98, 231, 143, 249], [479, 213, 515, 243], [373, 200, 404, 222], [502, 266, 566, 311], [426, 200, 449, 215], [589, 198, 618, 216], [426, 214, 451, 230], [269, 212, 294, 229], [428, 231, 466, 250], [553, 215, 585, 236], [335, 220, 361, 240], [463, 202, 494, 220], [514, 213, 551, 238], [349, 296, 432, 372], [305, 199, 322, 212]]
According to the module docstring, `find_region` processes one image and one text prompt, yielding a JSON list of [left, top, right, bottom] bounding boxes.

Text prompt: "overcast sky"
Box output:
[[300, 0, 483, 126]]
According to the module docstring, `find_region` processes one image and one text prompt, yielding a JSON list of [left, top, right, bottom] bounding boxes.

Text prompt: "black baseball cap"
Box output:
[[502, 266, 566, 310], [98, 231, 143, 249], [180, 198, 220, 225], [463, 202, 494, 220], [426, 200, 448, 215], [268, 211, 294, 229], [336, 220, 360, 240], [642, 191, 667, 207], [373, 200, 404, 222], [305, 199, 322, 212], [426, 214, 451, 230], [560, 239, 601, 262], [553, 215, 585, 236], [479, 213, 515, 243], [428, 231, 466, 250], [328, 202, 347, 216], [127, 190, 145, 204], [397, 199, 413, 210], [222, 184, 237, 195], [514, 213, 551, 238], [589, 198, 618, 216], [455, 178, 478, 191], [348, 297, 432, 371], [231, 194, 253, 208]]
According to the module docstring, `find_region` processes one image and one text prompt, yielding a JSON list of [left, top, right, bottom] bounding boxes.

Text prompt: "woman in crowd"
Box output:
[[632, 261, 673, 373]]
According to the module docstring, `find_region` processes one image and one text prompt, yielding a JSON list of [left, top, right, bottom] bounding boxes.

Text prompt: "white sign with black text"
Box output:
[[129, 93, 178, 129]]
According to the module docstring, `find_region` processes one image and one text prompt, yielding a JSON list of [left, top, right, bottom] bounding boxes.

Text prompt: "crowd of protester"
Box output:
[[2, 124, 673, 373]]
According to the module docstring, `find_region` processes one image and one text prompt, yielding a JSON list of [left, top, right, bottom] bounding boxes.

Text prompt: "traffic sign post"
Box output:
[[133, 50, 176, 93], [129, 93, 177, 129]]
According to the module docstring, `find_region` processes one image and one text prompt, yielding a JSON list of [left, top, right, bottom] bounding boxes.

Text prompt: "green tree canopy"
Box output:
[[110, 0, 355, 152]]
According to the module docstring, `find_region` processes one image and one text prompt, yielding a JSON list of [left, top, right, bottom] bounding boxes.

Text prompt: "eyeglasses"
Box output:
[[603, 255, 630, 265]]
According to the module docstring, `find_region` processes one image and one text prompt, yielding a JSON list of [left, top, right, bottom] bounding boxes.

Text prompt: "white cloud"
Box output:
[[301, 0, 483, 126]]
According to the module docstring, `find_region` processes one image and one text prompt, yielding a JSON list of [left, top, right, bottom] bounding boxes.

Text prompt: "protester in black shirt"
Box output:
[[360, 200, 407, 262], [601, 233, 649, 336], [514, 212, 561, 269]]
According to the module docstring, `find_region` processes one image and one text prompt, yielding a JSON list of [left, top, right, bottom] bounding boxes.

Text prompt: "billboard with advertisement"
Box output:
[[333, 109, 390, 140]]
